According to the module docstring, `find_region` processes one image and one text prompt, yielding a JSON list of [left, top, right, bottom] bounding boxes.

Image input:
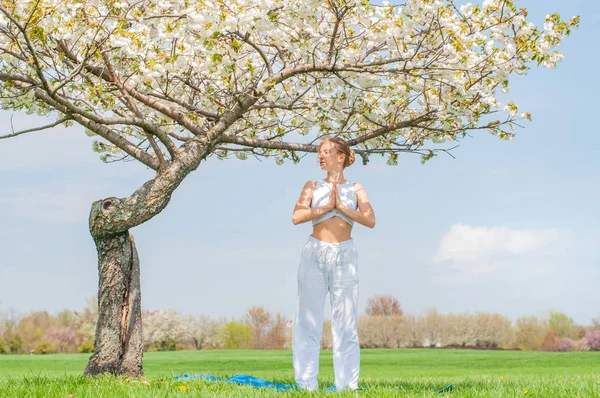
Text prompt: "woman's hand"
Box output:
[[325, 182, 337, 211], [334, 185, 345, 210], [334, 183, 376, 228]]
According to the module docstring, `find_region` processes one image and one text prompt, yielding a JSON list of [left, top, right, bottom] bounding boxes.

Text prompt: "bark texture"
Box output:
[[84, 200, 145, 377]]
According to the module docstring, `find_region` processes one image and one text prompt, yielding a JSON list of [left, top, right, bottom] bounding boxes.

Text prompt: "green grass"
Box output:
[[1, 349, 599, 397]]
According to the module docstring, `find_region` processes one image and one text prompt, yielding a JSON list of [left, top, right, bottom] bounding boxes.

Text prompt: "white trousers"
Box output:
[[293, 236, 360, 391]]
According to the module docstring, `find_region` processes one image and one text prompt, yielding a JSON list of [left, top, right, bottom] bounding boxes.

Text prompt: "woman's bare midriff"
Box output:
[[311, 216, 352, 243]]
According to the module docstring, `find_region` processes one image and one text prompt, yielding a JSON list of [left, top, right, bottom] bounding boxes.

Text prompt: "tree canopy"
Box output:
[[0, 0, 578, 168]]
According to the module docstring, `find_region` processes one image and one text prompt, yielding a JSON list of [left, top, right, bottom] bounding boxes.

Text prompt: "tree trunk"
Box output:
[[84, 226, 143, 377], [82, 146, 210, 376]]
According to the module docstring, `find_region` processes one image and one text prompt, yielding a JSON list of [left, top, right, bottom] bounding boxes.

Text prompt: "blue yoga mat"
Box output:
[[173, 373, 452, 393], [174, 373, 296, 391]]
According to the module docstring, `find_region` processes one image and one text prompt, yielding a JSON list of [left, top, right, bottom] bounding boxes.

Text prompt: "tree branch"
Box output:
[[327, 1, 350, 64], [101, 51, 177, 164], [0, 6, 52, 92], [56, 42, 205, 136], [234, 31, 273, 76], [24, 85, 161, 170], [345, 112, 437, 146], [72, 113, 161, 170], [0, 116, 72, 140], [0, 72, 36, 85], [218, 135, 318, 152]]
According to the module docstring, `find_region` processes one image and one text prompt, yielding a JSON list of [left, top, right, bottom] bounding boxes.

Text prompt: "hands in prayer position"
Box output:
[[323, 182, 346, 212]]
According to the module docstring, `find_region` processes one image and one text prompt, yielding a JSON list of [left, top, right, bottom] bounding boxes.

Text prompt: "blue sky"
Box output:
[[1, 0, 598, 325]]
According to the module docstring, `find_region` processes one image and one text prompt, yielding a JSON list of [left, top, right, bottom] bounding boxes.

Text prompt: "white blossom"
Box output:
[[0, 0, 578, 164]]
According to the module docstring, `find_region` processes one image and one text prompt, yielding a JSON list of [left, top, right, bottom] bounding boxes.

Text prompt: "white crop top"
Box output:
[[311, 180, 358, 226]]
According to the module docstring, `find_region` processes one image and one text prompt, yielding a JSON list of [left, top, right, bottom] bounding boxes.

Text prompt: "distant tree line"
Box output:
[[1, 295, 598, 354]]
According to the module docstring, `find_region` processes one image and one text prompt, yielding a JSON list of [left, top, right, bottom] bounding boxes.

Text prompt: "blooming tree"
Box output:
[[143, 309, 185, 351], [0, 0, 577, 376], [184, 314, 221, 350]]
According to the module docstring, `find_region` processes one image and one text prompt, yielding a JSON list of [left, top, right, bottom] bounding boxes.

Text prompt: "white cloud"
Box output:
[[432, 224, 562, 264], [429, 224, 571, 283]]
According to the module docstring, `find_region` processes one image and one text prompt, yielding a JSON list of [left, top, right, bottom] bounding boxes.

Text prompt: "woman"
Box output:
[[291, 137, 376, 391]]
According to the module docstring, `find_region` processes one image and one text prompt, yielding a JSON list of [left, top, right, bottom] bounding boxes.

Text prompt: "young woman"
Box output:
[[291, 137, 376, 391]]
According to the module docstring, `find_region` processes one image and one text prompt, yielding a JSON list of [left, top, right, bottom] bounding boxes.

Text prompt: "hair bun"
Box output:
[[348, 149, 355, 166]]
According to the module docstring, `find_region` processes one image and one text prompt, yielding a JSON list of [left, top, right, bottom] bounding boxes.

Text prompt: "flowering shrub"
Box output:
[[584, 330, 600, 351], [540, 332, 560, 352], [557, 338, 573, 352], [570, 339, 590, 352]]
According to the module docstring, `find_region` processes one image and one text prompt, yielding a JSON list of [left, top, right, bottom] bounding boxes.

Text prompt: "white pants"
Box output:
[[293, 236, 360, 391]]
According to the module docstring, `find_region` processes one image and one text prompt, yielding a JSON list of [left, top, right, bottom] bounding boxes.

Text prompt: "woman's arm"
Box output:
[[292, 181, 336, 225], [335, 183, 376, 228]]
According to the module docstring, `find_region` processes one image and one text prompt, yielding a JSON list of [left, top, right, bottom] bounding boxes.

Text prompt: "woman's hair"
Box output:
[[320, 137, 355, 168]]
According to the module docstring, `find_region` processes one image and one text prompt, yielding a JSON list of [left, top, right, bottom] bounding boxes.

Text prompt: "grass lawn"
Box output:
[[1, 349, 599, 397]]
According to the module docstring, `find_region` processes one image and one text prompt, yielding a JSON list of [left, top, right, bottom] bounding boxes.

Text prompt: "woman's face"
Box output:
[[318, 141, 344, 171]]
